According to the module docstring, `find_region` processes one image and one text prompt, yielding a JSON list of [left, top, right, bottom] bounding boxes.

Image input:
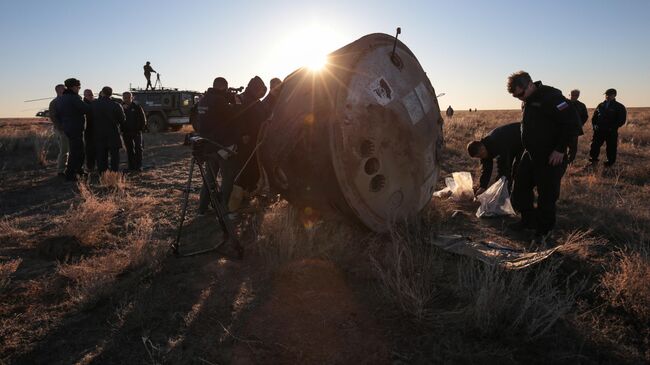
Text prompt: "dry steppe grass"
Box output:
[[1, 111, 649, 364]]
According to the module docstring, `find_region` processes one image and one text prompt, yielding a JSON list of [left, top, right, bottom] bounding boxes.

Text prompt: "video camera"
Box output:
[[187, 135, 235, 162], [226, 86, 244, 104]]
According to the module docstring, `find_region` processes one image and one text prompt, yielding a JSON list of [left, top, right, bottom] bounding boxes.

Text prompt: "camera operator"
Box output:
[[196, 77, 238, 215]]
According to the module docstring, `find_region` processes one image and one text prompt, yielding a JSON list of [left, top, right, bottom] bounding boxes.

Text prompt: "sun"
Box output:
[[270, 23, 341, 74], [307, 53, 328, 71]]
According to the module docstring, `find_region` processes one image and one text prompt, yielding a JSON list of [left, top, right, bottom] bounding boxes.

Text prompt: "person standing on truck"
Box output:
[[121, 91, 146, 172], [144, 61, 156, 90]]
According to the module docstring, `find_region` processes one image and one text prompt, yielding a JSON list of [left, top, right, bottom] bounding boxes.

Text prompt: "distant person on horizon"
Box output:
[[49, 84, 67, 177], [121, 92, 147, 172], [507, 71, 574, 247], [92, 86, 125, 173], [144, 61, 156, 90], [567, 89, 588, 163], [56, 78, 91, 182], [83, 89, 96, 171], [467, 122, 523, 195], [589, 88, 627, 167], [446, 105, 454, 118]]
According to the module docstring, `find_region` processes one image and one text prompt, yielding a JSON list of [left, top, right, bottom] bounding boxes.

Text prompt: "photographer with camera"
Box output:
[[196, 77, 239, 215]]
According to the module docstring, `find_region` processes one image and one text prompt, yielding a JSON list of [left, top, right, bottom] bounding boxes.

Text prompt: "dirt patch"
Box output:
[[232, 258, 389, 364]]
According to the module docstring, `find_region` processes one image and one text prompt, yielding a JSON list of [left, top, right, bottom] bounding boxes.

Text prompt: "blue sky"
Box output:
[[1, 0, 648, 117]]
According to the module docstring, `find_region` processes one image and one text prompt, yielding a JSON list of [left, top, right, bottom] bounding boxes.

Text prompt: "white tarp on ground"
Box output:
[[432, 234, 561, 270]]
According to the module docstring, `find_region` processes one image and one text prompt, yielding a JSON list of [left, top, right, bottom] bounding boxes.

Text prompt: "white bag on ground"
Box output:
[[475, 176, 516, 217], [449, 172, 474, 201]]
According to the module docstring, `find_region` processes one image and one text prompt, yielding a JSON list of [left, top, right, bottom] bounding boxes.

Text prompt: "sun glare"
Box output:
[[307, 54, 328, 71], [270, 23, 341, 75]]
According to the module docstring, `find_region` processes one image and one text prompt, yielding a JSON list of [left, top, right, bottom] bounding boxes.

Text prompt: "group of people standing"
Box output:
[[467, 71, 627, 247], [49, 78, 147, 181], [194, 75, 282, 215]]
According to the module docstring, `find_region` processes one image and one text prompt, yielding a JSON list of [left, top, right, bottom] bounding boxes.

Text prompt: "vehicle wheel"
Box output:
[[147, 114, 167, 133], [170, 125, 183, 132]]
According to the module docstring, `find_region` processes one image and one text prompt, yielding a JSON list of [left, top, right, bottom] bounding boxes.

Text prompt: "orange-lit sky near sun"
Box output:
[[1, 0, 649, 117]]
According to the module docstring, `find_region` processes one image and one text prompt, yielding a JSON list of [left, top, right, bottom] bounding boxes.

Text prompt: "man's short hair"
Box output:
[[213, 77, 228, 90], [507, 71, 532, 93], [467, 140, 484, 157], [55, 84, 65, 93], [102, 86, 113, 97], [571, 89, 580, 95], [122, 91, 132, 98], [64, 78, 81, 88]]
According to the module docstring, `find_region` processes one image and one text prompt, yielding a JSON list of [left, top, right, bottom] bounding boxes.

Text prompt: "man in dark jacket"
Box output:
[[92, 87, 126, 173], [507, 71, 574, 246], [49, 84, 67, 177], [233, 76, 268, 193], [567, 89, 588, 163], [83, 89, 96, 171], [121, 91, 146, 172], [197, 77, 237, 214], [56, 78, 91, 181], [144, 61, 156, 90], [467, 122, 522, 194], [589, 88, 627, 167]]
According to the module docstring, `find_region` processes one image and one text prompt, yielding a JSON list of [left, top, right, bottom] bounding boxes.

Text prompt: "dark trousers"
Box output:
[[84, 130, 96, 170], [511, 152, 567, 235], [145, 75, 152, 90], [123, 132, 143, 170], [64, 131, 85, 178], [96, 145, 120, 173], [589, 129, 618, 164]]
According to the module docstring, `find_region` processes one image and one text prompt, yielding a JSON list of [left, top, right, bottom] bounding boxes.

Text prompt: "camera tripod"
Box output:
[[173, 148, 243, 258], [153, 73, 163, 90]]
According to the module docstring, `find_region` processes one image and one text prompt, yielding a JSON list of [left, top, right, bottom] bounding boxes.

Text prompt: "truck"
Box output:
[[130, 88, 202, 132]]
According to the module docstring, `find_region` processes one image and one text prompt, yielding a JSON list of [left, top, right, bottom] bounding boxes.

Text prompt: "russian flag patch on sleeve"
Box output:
[[556, 101, 569, 111]]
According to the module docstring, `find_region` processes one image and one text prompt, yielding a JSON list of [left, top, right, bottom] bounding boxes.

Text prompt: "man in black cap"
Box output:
[[92, 87, 126, 173], [83, 89, 96, 171], [567, 89, 588, 163], [467, 122, 523, 194], [121, 91, 147, 172], [143, 61, 156, 90], [589, 88, 627, 167], [56, 78, 91, 181], [506, 71, 574, 246]]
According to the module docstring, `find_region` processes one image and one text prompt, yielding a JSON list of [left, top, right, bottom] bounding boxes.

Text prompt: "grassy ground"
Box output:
[[0, 111, 648, 364]]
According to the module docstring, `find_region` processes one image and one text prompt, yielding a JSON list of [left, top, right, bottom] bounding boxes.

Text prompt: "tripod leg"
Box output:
[[197, 161, 243, 258], [173, 157, 195, 255]]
